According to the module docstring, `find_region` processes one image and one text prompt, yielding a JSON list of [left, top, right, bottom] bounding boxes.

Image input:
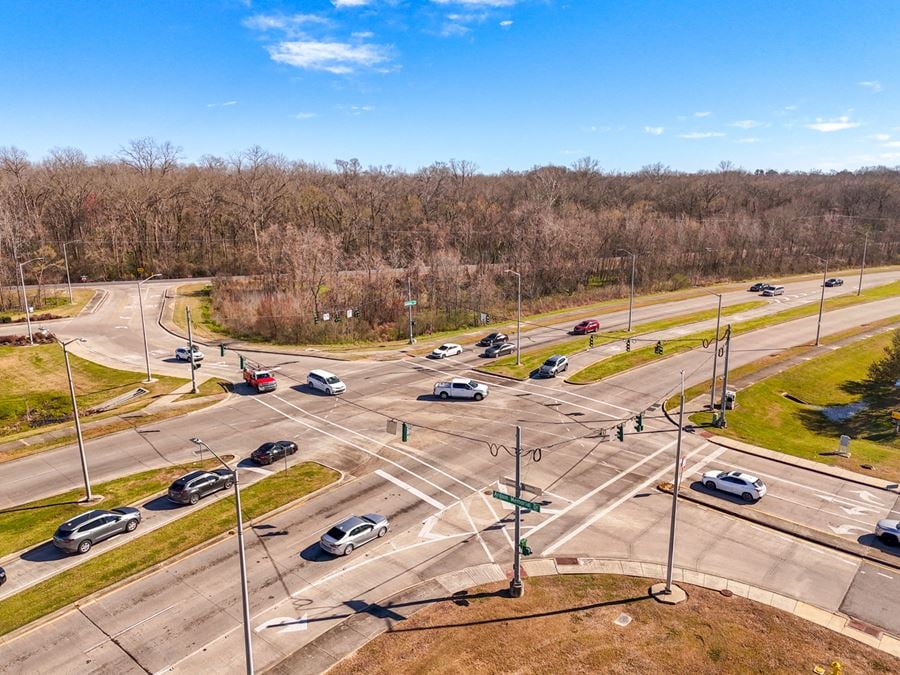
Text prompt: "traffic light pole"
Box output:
[[186, 306, 198, 394], [509, 425, 524, 598], [717, 324, 732, 428]]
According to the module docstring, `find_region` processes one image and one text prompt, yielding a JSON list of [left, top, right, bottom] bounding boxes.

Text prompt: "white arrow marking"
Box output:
[[417, 515, 444, 540], [851, 490, 885, 506], [255, 614, 308, 633], [828, 524, 869, 536], [840, 504, 878, 517]]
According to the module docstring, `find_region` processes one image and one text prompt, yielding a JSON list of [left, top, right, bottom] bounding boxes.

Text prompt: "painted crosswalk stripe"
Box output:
[[375, 469, 446, 510]]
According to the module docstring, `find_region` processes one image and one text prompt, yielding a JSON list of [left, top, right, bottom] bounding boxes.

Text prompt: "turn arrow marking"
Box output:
[[828, 524, 869, 536], [255, 613, 308, 633], [851, 490, 884, 506]]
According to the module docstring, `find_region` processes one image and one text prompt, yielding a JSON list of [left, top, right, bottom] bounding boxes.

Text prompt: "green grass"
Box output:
[[0, 345, 187, 437], [478, 300, 765, 379], [175, 377, 232, 401], [0, 289, 94, 323], [568, 280, 900, 384], [0, 458, 232, 557], [0, 462, 339, 638], [689, 331, 900, 479]]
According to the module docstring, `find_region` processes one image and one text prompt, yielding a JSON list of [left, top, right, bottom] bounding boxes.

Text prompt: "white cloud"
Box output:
[[243, 13, 329, 31], [441, 22, 471, 36], [805, 116, 861, 132], [295, 112, 317, 119], [871, 133, 891, 141], [338, 104, 375, 115], [643, 126, 664, 135], [352, 31, 374, 39], [730, 119, 766, 129], [858, 80, 883, 92], [499, 20, 513, 27], [694, 111, 712, 117], [268, 40, 390, 74], [333, 0, 373, 7], [735, 137, 760, 144], [881, 152, 900, 160], [206, 101, 238, 108], [431, 0, 518, 6], [679, 131, 725, 139], [883, 140, 900, 148]]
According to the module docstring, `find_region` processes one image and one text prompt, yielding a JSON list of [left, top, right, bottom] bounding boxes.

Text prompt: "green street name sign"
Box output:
[[404, 299, 417, 306], [491, 490, 541, 512]]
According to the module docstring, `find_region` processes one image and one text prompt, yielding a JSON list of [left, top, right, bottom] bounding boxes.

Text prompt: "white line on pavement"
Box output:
[[86, 602, 179, 653], [459, 499, 494, 563], [375, 469, 446, 510]]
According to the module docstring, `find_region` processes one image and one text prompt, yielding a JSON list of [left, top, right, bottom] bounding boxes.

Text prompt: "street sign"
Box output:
[[404, 299, 417, 307], [491, 490, 541, 512]]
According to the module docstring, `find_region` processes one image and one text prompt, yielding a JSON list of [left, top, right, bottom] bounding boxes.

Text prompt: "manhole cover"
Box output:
[[720, 589, 733, 597], [614, 613, 632, 627], [555, 557, 579, 566]]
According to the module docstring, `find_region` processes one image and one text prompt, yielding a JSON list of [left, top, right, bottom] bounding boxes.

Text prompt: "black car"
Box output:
[[824, 278, 844, 287], [748, 282, 769, 292], [477, 332, 509, 347], [484, 342, 515, 358], [250, 440, 298, 465], [167, 469, 235, 505]]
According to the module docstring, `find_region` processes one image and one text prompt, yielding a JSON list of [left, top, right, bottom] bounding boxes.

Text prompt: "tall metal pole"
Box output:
[[18, 261, 34, 346], [63, 242, 74, 303], [62, 339, 92, 501], [718, 325, 732, 428], [664, 370, 686, 593], [815, 258, 827, 346], [617, 249, 636, 331], [191, 439, 253, 674], [857, 230, 868, 296], [709, 293, 722, 410], [509, 425, 524, 598], [186, 306, 198, 394], [505, 270, 521, 366], [137, 273, 160, 382], [407, 276, 414, 345]]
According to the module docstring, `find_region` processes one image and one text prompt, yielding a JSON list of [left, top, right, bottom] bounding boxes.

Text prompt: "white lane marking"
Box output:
[[524, 437, 681, 540], [85, 603, 179, 652], [732, 466, 889, 511], [270, 394, 479, 493], [375, 469, 446, 510], [876, 572, 894, 579], [255, 613, 308, 633], [479, 490, 515, 548], [253, 397, 460, 501], [418, 515, 442, 540], [828, 524, 869, 536], [851, 490, 885, 506], [544, 444, 718, 555], [459, 499, 494, 563]]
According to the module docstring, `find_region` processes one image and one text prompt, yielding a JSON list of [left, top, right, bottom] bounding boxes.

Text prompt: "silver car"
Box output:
[[875, 519, 899, 546], [320, 513, 389, 556], [53, 507, 142, 554]]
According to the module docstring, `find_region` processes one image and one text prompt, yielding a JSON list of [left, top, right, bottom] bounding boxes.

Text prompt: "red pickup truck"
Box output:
[[243, 366, 277, 392]]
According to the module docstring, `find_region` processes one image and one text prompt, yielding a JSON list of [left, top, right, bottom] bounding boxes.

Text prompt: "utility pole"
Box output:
[[708, 292, 722, 411], [186, 306, 198, 394], [505, 269, 521, 366], [137, 272, 161, 382], [509, 425, 525, 598], [407, 276, 415, 345], [815, 256, 827, 346], [617, 249, 636, 331], [63, 240, 81, 303], [18, 256, 44, 346], [717, 325, 732, 428], [663, 370, 686, 594], [857, 229, 868, 296], [61, 337, 92, 501]]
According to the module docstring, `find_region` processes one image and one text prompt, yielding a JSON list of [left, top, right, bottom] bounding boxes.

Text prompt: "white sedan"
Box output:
[[430, 343, 463, 359], [701, 470, 767, 501], [175, 345, 204, 362]]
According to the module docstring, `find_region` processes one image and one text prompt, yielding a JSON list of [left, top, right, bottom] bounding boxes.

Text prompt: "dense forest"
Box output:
[[1, 140, 897, 341]]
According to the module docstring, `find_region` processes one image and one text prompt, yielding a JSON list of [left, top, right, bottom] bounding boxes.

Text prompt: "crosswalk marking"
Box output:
[[375, 469, 446, 510]]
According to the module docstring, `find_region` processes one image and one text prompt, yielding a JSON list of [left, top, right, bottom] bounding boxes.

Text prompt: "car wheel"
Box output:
[[126, 518, 139, 532], [741, 492, 754, 502], [224, 478, 234, 489], [377, 527, 387, 538], [78, 539, 92, 554], [880, 533, 899, 546], [474, 393, 483, 401], [190, 493, 199, 505], [440, 391, 449, 400], [343, 543, 354, 556], [704, 480, 716, 490]]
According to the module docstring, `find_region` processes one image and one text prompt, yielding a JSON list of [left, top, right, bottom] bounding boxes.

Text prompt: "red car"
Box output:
[[573, 319, 599, 334]]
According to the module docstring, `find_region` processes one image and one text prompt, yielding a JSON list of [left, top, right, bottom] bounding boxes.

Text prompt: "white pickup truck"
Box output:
[[433, 377, 489, 401]]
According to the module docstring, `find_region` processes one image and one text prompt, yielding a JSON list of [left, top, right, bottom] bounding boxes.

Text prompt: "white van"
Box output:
[[762, 285, 784, 296], [307, 369, 346, 395]]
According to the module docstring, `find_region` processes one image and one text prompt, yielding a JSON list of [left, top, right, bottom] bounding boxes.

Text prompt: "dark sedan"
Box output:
[[168, 468, 234, 505], [477, 332, 509, 347], [53, 507, 142, 554], [824, 278, 844, 287], [484, 342, 515, 358], [748, 282, 769, 292], [250, 440, 298, 465]]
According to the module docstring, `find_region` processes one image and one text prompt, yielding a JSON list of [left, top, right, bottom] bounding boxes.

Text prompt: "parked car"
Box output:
[[433, 377, 489, 400], [167, 469, 234, 505], [430, 343, 463, 359], [52, 507, 142, 554], [250, 440, 298, 465], [307, 369, 346, 395], [175, 344, 204, 362], [477, 332, 509, 347], [875, 519, 899, 546], [0, 566, 5, 586], [701, 470, 767, 501], [320, 513, 389, 556], [748, 282, 769, 292], [484, 342, 515, 358], [824, 278, 844, 287], [538, 354, 569, 377], [573, 319, 600, 334]]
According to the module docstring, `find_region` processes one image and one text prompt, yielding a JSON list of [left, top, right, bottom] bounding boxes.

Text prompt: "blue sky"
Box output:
[[1, 1, 899, 173]]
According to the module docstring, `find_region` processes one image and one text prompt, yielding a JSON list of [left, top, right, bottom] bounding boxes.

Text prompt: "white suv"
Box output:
[[175, 345, 204, 361], [307, 369, 346, 395], [702, 470, 767, 501]]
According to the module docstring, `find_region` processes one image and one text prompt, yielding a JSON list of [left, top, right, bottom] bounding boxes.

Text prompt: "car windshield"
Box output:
[[325, 376, 341, 384], [753, 479, 764, 488], [437, 345, 450, 351], [325, 527, 346, 540], [545, 357, 560, 366], [257, 371, 272, 379]]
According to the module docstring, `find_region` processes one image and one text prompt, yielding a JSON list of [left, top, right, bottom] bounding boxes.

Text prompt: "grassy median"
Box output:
[[0, 462, 339, 637]]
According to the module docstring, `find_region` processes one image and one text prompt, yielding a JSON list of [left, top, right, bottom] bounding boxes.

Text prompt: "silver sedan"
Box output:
[[876, 519, 899, 546], [320, 513, 389, 556]]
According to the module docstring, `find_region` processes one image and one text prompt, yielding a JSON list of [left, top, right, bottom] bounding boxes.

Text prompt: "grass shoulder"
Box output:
[[0, 288, 95, 323]]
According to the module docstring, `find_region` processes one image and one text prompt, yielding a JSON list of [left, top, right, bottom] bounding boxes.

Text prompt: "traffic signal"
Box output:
[[589, 334, 595, 348], [625, 338, 631, 352], [635, 412, 644, 432], [655, 340, 663, 355], [616, 423, 625, 441], [239, 355, 245, 369], [192, 361, 201, 370], [353, 307, 360, 318], [519, 538, 533, 556], [402, 422, 410, 442], [219, 343, 225, 357]]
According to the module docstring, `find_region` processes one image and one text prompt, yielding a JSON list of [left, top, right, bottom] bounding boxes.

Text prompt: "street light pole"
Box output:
[[857, 230, 868, 297], [137, 273, 161, 382], [617, 249, 636, 331], [190, 438, 254, 675], [509, 425, 524, 598], [504, 270, 521, 366], [664, 370, 686, 593], [708, 292, 723, 411], [807, 254, 827, 346], [62, 240, 81, 303], [17, 257, 44, 346], [406, 276, 415, 345], [60, 337, 92, 501], [186, 306, 198, 394]]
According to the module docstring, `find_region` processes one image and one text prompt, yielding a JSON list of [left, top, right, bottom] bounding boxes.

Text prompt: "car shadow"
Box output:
[[162, 357, 189, 364], [299, 542, 336, 562], [688, 481, 757, 505], [230, 383, 276, 397], [142, 495, 183, 512], [858, 533, 898, 554], [290, 384, 333, 396], [21, 541, 70, 563]]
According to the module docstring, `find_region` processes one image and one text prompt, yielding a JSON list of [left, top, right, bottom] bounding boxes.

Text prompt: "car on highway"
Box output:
[[573, 319, 600, 334], [761, 285, 784, 296], [824, 278, 844, 287], [307, 369, 346, 395], [319, 513, 389, 556], [430, 343, 463, 359], [0, 566, 5, 586], [748, 282, 770, 292], [52, 507, 142, 554], [175, 344, 204, 362], [538, 354, 569, 377], [484, 342, 515, 358], [701, 470, 767, 501], [167, 469, 234, 505], [250, 440, 298, 465], [477, 332, 509, 347], [875, 519, 899, 546], [433, 377, 489, 400]]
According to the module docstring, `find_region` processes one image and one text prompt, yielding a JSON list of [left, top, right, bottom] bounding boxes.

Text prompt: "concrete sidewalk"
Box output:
[[265, 557, 900, 674]]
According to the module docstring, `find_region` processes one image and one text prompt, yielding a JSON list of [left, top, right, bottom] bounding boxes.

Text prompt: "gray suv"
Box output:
[[53, 507, 142, 554], [538, 354, 569, 377], [168, 469, 234, 505]]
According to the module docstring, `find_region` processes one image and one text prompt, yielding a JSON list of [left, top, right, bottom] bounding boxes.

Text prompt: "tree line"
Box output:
[[1, 140, 897, 341]]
